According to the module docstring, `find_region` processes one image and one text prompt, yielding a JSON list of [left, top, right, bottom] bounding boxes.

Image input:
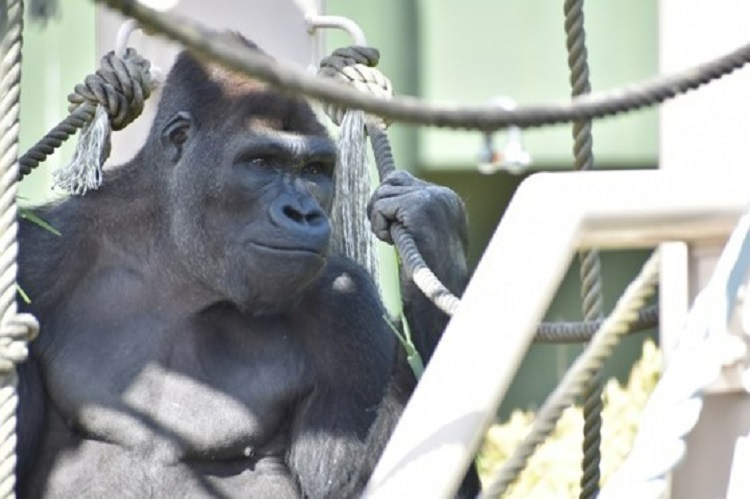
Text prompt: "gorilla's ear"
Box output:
[[161, 111, 193, 163]]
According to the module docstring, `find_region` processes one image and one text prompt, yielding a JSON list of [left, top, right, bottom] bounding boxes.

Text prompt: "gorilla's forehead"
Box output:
[[232, 128, 337, 159]]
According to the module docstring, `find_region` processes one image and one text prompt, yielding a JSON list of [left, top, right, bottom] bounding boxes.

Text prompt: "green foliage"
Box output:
[[478, 340, 661, 497]]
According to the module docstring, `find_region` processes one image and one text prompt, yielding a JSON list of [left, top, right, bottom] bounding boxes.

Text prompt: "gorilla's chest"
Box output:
[[39, 305, 311, 461]]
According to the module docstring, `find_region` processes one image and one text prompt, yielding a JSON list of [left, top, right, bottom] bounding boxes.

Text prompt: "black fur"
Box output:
[[17, 39, 479, 498]]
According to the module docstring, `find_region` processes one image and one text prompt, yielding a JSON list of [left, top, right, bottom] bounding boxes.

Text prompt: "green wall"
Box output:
[[19, 2, 96, 204]]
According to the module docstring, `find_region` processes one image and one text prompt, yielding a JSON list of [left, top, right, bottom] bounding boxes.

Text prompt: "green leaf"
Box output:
[[17, 285, 31, 304], [383, 314, 424, 379], [19, 208, 61, 236]]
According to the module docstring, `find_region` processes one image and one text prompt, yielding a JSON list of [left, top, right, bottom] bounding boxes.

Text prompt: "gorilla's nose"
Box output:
[[269, 195, 329, 239]]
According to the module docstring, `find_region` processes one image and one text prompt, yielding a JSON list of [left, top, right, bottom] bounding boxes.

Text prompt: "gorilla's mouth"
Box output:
[[246, 240, 325, 258]]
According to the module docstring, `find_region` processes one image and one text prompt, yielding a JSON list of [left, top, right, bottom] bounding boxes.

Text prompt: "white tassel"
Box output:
[[54, 105, 110, 195], [331, 109, 379, 283]]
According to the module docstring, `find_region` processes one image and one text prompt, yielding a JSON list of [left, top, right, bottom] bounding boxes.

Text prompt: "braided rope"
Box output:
[[0, 1, 40, 496], [480, 251, 660, 499], [536, 303, 658, 343], [320, 47, 391, 281], [561, 1, 606, 496], [317, 47, 461, 316], [97, 0, 750, 130], [18, 48, 154, 182], [365, 121, 461, 316]]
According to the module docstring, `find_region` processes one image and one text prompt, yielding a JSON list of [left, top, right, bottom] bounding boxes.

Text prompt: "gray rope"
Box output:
[[320, 47, 390, 282], [562, 1, 605, 496], [96, 0, 750, 131], [0, 0, 40, 496], [536, 303, 658, 343], [317, 46, 460, 316], [18, 47, 154, 179], [479, 251, 660, 499], [365, 121, 461, 316]]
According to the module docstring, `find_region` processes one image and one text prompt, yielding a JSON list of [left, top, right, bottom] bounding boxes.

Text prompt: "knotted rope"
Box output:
[[0, 0, 41, 495], [318, 46, 660, 341], [19, 47, 156, 194], [319, 47, 460, 316], [319, 46, 392, 281]]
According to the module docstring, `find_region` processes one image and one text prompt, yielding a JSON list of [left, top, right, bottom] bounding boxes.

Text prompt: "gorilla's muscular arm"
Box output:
[[285, 259, 398, 497], [368, 170, 470, 364]]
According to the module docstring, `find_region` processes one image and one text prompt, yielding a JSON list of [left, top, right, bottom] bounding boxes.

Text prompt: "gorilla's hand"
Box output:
[[367, 171, 468, 253]]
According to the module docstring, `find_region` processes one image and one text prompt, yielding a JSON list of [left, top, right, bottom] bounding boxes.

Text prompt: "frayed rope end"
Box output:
[[53, 105, 110, 196]]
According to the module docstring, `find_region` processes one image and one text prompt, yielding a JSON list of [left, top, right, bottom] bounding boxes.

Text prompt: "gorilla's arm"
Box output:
[[367, 172, 481, 497], [286, 260, 399, 497], [368, 171, 470, 364]]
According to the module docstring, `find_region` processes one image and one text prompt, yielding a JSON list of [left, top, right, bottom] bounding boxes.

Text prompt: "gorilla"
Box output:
[[16, 40, 478, 498]]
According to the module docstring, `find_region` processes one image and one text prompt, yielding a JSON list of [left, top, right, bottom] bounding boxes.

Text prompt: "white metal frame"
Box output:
[[364, 169, 750, 498]]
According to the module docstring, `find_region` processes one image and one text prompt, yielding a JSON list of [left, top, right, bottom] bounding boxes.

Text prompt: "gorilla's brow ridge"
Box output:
[[233, 133, 337, 164]]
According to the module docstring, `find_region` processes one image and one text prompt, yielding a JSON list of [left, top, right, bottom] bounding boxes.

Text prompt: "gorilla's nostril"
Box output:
[[283, 205, 304, 223]]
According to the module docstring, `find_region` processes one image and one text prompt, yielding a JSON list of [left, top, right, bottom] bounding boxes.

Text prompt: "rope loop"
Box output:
[[0, 313, 39, 373], [318, 46, 393, 126], [66, 48, 155, 131]]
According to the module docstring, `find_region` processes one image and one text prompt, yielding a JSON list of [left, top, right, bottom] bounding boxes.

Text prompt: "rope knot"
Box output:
[[0, 313, 39, 373], [67, 48, 155, 131], [55, 47, 157, 195], [318, 46, 393, 126]]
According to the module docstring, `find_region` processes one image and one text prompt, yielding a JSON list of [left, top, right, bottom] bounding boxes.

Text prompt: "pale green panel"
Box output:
[[417, 0, 658, 170], [19, 3, 96, 204]]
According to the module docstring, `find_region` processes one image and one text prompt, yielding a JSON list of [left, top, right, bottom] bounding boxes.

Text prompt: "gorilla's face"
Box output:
[[160, 85, 337, 315]]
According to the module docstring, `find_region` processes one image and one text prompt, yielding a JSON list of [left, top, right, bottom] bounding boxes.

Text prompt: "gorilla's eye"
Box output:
[[169, 128, 188, 146], [302, 161, 329, 176]]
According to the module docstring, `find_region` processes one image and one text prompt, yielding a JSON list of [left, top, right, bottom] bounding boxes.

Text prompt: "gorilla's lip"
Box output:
[[246, 240, 325, 258]]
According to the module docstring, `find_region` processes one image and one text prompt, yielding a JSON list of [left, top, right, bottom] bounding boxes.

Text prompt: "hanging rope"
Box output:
[[0, 0, 40, 496], [19, 47, 155, 193], [96, 0, 750, 130], [562, 1, 606, 497], [319, 47, 461, 316], [536, 303, 657, 343], [317, 46, 661, 343], [480, 251, 660, 499], [601, 204, 750, 499], [319, 46, 392, 281]]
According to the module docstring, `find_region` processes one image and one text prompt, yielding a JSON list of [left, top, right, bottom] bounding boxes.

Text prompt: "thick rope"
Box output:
[[365, 121, 462, 316], [480, 251, 660, 499], [601, 205, 750, 499], [536, 303, 657, 343], [319, 45, 660, 337], [97, 0, 750, 130], [0, 1, 40, 496], [19, 47, 155, 191], [318, 47, 460, 316], [562, 1, 606, 496], [320, 47, 390, 281]]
